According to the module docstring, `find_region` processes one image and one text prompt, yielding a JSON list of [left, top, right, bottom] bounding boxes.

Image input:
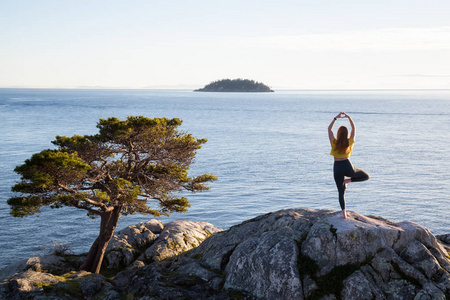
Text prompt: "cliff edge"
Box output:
[[1, 208, 449, 299]]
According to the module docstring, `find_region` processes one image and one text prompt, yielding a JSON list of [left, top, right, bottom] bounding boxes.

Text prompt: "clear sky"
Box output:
[[1, 0, 450, 89]]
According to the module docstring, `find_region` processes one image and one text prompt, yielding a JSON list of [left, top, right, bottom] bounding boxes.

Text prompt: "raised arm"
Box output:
[[328, 113, 342, 142], [343, 112, 356, 139]]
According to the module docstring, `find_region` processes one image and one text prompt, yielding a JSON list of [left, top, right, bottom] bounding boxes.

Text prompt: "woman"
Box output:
[[328, 112, 370, 219]]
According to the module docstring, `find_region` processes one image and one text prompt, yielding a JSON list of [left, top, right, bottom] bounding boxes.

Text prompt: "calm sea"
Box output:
[[1, 88, 449, 268]]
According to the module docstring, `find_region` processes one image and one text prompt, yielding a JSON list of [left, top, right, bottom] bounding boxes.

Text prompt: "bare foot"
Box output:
[[342, 209, 347, 219], [343, 179, 351, 191]]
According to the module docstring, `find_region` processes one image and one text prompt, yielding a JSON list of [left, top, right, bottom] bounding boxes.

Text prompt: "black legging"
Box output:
[[333, 159, 370, 210]]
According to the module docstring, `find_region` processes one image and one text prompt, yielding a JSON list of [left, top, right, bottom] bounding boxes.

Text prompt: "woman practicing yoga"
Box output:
[[328, 112, 370, 219]]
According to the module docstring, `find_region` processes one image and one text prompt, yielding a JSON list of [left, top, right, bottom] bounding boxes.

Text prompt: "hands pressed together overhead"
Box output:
[[335, 112, 349, 119]]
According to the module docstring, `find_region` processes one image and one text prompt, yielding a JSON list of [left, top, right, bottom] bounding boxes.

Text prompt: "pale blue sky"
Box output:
[[1, 0, 450, 89]]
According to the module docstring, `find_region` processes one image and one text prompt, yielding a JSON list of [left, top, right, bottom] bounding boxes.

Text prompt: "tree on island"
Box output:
[[8, 116, 217, 274], [195, 78, 274, 92]]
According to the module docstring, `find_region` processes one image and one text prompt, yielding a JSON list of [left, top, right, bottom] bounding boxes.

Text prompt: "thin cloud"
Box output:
[[396, 74, 450, 78], [226, 26, 450, 52]]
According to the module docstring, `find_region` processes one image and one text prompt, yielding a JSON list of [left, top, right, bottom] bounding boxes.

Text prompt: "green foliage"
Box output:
[[13, 150, 90, 189], [8, 116, 217, 219], [7, 195, 44, 217]]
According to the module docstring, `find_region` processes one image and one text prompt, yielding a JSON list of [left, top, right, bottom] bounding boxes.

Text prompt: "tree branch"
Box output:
[[83, 197, 109, 209], [57, 183, 110, 210], [72, 201, 102, 216]]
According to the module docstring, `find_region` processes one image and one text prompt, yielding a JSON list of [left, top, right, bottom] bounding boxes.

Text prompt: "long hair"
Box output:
[[335, 126, 349, 154]]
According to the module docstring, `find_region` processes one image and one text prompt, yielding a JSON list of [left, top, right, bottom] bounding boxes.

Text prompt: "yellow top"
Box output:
[[330, 138, 354, 158]]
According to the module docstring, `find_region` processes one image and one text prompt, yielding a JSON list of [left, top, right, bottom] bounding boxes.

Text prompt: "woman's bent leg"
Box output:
[[350, 168, 370, 182]]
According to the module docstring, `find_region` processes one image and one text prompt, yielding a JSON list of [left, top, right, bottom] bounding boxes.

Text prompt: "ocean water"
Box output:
[[0, 88, 449, 268]]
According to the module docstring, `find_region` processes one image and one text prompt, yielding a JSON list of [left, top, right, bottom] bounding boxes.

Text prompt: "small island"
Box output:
[[194, 78, 274, 93]]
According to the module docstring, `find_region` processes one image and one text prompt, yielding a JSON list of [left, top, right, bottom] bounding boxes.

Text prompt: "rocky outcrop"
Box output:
[[0, 269, 115, 300], [0, 219, 221, 299], [0, 255, 81, 282], [121, 209, 450, 300], [104, 219, 221, 269], [143, 220, 220, 262], [437, 233, 450, 254], [1, 209, 449, 300], [104, 219, 162, 269]]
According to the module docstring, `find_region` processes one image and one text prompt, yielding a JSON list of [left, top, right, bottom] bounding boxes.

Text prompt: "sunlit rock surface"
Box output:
[[1, 209, 449, 299]]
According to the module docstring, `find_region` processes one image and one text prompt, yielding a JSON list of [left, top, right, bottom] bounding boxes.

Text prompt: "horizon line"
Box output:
[[1, 87, 450, 92]]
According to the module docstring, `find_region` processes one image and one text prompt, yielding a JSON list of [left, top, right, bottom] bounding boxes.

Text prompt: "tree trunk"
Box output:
[[80, 206, 121, 273]]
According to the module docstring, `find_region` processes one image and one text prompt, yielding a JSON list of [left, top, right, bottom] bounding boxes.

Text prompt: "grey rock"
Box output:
[[105, 221, 159, 269], [209, 276, 224, 291], [384, 279, 416, 299], [0, 219, 220, 299], [341, 270, 374, 300], [437, 233, 450, 246], [394, 221, 445, 255], [79, 273, 105, 296], [2, 209, 450, 300], [33, 296, 68, 300], [102, 289, 121, 300], [182, 209, 449, 299], [144, 220, 222, 262], [301, 212, 401, 275], [223, 227, 303, 299], [189, 208, 327, 271], [105, 251, 124, 269], [106, 221, 158, 252], [302, 275, 318, 298], [144, 219, 165, 234], [359, 265, 387, 299], [128, 260, 145, 270], [104, 219, 221, 270], [417, 282, 448, 299], [121, 247, 136, 266], [0, 255, 68, 282], [0, 269, 62, 299], [176, 260, 217, 282]]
